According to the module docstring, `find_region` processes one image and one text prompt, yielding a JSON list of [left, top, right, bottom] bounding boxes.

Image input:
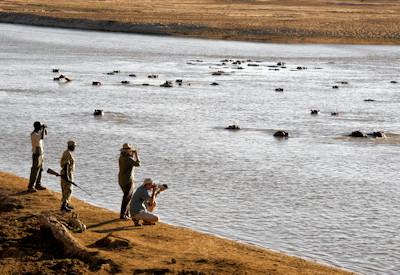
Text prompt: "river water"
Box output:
[[1, 23, 400, 274]]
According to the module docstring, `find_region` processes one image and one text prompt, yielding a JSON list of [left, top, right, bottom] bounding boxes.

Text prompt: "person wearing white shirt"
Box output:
[[28, 121, 47, 192]]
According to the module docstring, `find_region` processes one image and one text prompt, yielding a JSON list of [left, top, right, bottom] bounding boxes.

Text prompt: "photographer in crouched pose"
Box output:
[[130, 178, 160, 226]]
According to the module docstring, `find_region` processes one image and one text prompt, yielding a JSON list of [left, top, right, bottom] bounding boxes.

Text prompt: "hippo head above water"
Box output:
[[273, 130, 289, 138], [349, 131, 367, 138], [93, 109, 104, 116]]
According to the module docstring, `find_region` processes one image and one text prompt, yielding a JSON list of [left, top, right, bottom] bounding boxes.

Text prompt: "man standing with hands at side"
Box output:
[[28, 121, 47, 192], [60, 140, 77, 212], [118, 143, 140, 219]]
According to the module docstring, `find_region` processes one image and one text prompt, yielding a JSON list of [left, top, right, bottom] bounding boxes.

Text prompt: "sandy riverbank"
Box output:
[[0, 0, 399, 44], [0, 171, 354, 274]]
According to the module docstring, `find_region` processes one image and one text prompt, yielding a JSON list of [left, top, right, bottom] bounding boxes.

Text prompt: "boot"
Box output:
[[27, 187, 37, 193], [60, 202, 72, 212], [66, 203, 74, 209], [35, 185, 47, 190]]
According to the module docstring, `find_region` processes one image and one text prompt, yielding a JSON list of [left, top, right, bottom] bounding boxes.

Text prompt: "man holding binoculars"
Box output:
[[28, 121, 47, 192]]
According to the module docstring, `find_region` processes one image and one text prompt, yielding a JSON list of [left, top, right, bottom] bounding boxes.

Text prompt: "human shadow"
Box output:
[[92, 225, 141, 234], [14, 190, 32, 196], [86, 218, 121, 229]]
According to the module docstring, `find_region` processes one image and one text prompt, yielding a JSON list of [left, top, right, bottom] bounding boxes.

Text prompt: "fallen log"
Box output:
[[39, 214, 117, 271], [39, 214, 89, 258]]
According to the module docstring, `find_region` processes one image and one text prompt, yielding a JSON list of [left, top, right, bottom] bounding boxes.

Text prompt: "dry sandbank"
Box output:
[[0, 171, 354, 274], [0, 0, 400, 44]]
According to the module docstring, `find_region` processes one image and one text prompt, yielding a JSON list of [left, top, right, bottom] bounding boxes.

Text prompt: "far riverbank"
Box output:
[[0, 0, 400, 44]]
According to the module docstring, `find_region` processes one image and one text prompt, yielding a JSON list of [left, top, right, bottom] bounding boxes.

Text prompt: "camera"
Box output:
[[41, 124, 47, 129]]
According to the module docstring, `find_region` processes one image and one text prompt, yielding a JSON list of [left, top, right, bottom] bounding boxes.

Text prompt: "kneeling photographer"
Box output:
[[130, 178, 168, 226]]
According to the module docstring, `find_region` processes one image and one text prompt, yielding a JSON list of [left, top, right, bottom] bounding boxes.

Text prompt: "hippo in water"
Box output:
[[275, 88, 284, 92], [92, 81, 101, 86], [349, 131, 367, 138], [93, 109, 104, 116], [225, 125, 240, 130], [367, 131, 386, 138], [160, 81, 173, 88], [53, 74, 71, 82], [273, 130, 289, 138], [310, 109, 320, 115]]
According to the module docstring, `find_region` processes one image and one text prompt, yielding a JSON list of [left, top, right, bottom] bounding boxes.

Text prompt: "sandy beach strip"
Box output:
[[0, 0, 399, 44], [0, 171, 355, 274]]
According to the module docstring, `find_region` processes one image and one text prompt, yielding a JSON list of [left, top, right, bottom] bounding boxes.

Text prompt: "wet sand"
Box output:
[[0, 0, 399, 44], [0, 172, 354, 274]]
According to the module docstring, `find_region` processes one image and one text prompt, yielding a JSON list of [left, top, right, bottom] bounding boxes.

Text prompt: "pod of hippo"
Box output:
[[225, 125, 240, 130]]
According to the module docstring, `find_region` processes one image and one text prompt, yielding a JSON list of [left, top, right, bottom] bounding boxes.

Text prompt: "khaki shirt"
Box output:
[[60, 149, 75, 182], [118, 154, 140, 186]]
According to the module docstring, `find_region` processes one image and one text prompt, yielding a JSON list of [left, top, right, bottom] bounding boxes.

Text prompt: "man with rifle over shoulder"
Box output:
[[60, 140, 77, 212], [28, 121, 47, 192]]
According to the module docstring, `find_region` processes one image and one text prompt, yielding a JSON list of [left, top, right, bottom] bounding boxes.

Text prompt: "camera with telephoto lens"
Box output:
[[154, 183, 168, 192], [41, 124, 47, 129]]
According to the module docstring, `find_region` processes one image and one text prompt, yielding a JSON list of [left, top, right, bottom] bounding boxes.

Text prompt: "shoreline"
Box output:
[[0, 171, 354, 274], [0, 10, 399, 45]]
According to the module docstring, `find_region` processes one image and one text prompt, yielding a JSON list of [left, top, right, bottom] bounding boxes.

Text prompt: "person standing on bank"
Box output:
[[60, 140, 77, 212], [118, 143, 140, 219], [28, 121, 47, 192]]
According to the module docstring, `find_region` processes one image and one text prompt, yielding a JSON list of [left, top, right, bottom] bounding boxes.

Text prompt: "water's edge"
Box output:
[[1, 170, 354, 274]]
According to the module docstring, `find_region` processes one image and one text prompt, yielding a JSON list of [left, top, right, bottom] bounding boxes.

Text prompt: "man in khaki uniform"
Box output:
[[60, 140, 76, 212], [118, 143, 140, 219], [28, 121, 47, 192]]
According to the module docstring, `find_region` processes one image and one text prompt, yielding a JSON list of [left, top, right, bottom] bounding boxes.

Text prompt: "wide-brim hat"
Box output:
[[120, 143, 135, 151]]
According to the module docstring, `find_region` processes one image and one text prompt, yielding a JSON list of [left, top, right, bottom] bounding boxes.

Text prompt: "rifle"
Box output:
[[47, 168, 92, 197]]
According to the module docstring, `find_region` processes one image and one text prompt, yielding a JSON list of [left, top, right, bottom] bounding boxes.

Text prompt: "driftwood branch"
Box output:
[[38, 214, 118, 272]]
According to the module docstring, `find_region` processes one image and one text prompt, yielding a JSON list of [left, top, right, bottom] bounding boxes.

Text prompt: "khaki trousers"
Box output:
[[61, 179, 73, 204], [28, 154, 43, 189], [132, 211, 159, 223], [119, 181, 134, 218]]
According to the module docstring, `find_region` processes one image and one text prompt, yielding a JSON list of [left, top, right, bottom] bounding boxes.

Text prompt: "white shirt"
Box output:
[[31, 130, 44, 154]]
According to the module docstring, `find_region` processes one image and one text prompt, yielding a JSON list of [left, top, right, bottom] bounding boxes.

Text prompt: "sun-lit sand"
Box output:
[[0, 172, 354, 274]]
